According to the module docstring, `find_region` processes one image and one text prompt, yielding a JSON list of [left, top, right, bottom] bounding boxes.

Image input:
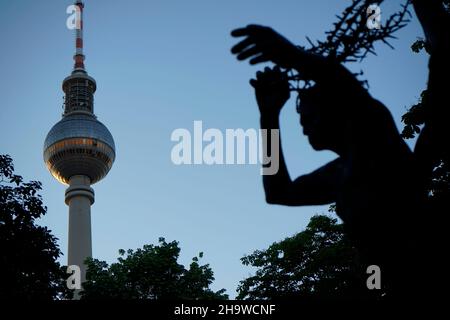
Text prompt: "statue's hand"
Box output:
[[231, 24, 301, 68], [250, 66, 290, 117]]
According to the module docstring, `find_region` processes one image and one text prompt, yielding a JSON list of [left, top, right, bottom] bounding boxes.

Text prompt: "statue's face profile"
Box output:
[[297, 97, 337, 152]]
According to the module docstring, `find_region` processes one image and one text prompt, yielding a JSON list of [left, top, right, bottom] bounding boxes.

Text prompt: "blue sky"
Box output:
[[0, 0, 428, 298]]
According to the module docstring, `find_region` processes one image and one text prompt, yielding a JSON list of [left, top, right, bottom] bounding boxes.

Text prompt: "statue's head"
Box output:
[[297, 85, 343, 152]]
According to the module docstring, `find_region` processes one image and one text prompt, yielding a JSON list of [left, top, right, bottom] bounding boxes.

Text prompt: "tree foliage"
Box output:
[[237, 215, 367, 300], [401, 89, 429, 139], [81, 237, 228, 300], [401, 0, 449, 140], [401, 1, 450, 201], [0, 154, 68, 300]]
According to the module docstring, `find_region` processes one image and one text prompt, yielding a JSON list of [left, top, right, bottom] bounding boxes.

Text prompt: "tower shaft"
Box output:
[[65, 175, 94, 299]]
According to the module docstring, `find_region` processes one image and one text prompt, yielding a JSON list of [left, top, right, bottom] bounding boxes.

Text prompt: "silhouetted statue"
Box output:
[[231, 25, 428, 298]]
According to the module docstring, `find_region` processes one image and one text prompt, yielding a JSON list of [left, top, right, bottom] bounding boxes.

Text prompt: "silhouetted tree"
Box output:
[[402, 1, 450, 294], [237, 214, 368, 300], [402, 0, 449, 140], [401, 1, 450, 202], [0, 154, 69, 300], [81, 237, 228, 300]]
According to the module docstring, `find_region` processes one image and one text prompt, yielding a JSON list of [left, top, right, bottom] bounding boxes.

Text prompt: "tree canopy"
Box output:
[[0, 154, 68, 300], [237, 214, 370, 300], [81, 237, 228, 300]]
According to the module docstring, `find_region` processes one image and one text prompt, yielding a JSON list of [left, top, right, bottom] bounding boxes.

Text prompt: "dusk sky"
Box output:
[[0, 0, 428, 297]]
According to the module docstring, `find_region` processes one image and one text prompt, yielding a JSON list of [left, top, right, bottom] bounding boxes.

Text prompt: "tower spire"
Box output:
[[73, 0, 85, 72]]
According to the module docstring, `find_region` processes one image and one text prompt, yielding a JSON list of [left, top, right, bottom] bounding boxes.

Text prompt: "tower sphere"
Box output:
[[43, 113, 115, 185]]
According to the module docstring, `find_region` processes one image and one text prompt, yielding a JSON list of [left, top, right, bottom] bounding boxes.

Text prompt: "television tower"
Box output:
[[43, 0, 115, 298]]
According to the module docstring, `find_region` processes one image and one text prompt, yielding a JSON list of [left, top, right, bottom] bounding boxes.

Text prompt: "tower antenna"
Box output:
[[73, 0, 85, 72]]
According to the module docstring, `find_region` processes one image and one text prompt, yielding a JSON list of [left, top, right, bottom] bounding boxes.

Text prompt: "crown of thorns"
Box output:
[[282, 0, 411, 99]]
